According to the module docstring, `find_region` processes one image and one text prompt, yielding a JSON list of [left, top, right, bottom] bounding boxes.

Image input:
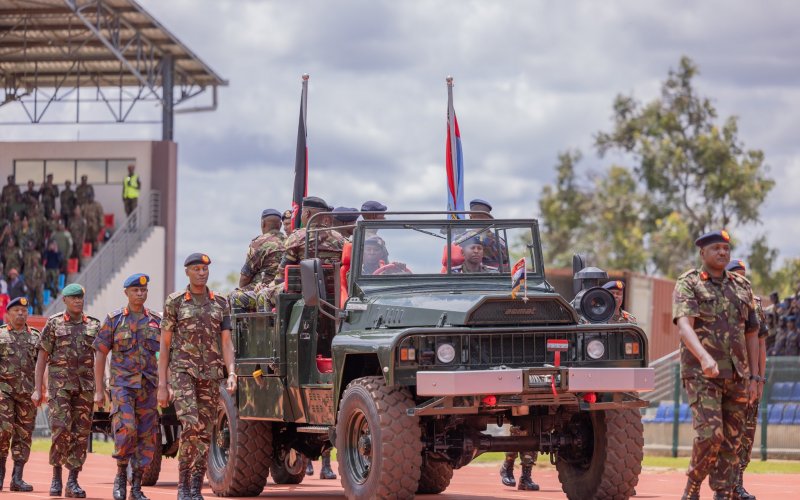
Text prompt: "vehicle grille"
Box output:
[[465, 297, 575, 326]]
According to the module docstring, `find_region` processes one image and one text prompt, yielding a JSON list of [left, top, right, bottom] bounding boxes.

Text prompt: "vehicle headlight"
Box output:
[[436, 343, 456, 364], [586, 339, 605, 360]]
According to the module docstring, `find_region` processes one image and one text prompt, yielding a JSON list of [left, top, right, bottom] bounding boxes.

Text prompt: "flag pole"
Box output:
[[291, 74, 310, 230], [446, 76, 462, 219]]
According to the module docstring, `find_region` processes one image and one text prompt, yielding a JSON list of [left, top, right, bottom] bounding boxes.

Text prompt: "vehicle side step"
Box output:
[[296, 426, 332, 434]]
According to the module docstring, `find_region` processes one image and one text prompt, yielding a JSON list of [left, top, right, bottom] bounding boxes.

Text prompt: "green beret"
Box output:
[[62, 283, 85, 297]]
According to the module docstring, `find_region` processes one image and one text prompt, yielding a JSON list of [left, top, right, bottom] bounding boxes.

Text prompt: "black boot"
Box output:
[[50, 466, 63, 497], [319, 454, 337, 480], [734, 468, 756, 500], [65, 469, 86, 498], [0, 456, 5, 491], [9, 460, 33, 492], [682, 478, 702, 500], [176, 466, 191, 500], [305, 460, 314, 476], [189, 469, 205, 500], [499, 456, 516, 487], [517, 464, 540, 491], [129, 469, 150, 500], [113, 463, 128, 500]]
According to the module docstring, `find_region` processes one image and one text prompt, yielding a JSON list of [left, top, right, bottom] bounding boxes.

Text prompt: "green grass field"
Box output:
[[31, 438, 115, 455]]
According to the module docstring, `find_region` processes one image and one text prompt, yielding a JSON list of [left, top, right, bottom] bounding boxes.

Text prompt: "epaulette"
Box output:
[[29, 327, 41, 335], [107, 307, 126, 319], [166, 290, 186, 302], [147, 309, 163, 320], [86, 315, 101, 324], [0, 324, 8, 333], [678, 269, 700, 280], [48, 311, 64, 320], [729, 271, 752, 286]]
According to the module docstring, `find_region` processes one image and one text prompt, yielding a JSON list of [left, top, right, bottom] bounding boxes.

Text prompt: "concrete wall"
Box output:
[[84, 226, 166, 317]]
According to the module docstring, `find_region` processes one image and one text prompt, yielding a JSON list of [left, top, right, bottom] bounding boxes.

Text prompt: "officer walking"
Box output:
[[123, 164, 141, 216], [672, 230, 760, 500], [0, 297, 39, 492], [94, 274, 161, 500], [158, 253, 237, 500], [32, 283, 100, 498], [229, 209, 285, 311]]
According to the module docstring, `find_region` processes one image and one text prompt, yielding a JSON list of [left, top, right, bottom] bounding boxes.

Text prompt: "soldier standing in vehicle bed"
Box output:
[[94, 273, 161, 500], [32, 283, 100, 498], [229, 209, 285, 311], [158, 253, 237, 500], [672, 231, 760, 500], [603, 280, 638, 324], [0, 297, 39, 492]]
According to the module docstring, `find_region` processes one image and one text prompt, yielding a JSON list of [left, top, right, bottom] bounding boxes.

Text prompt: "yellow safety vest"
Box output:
[[123, 174, 140, 199]]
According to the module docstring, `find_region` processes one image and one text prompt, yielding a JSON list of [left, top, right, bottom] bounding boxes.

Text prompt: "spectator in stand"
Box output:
[[82, 193, 104, 255], [25, 249, 45, 315], [3, 237, 23, 276], [21, 180, 39, 214], [69, 205, 87, 261], [122, 164, 140, 216], [40, 174, 59, 219], [51, 221, 73, 274], [775, 316, 800, 356], [0, 263, 8, 295], [45, 209, 60, 241], [59, 180, 76, 227], [15, 217, 35, 256], [1, 176, 20, 220], [44, 241, 63, 296], [27, 204, 46, 250], [75, 175, 94, 211], [6, 269, 27, 301]]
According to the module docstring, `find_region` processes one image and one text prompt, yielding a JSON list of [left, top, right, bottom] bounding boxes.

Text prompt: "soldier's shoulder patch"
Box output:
[[166, 290, 186, 302], [0, 324, 9, 334], [87, 315, 101, 323], [29, 327, 41, 336], [108, 307, 126, 319], [147, 309, 163, 321], [48, 311, 64, 320], [677, 269, 700, 280], [729, 271, 752, 286], [212, 291, 228, 303]]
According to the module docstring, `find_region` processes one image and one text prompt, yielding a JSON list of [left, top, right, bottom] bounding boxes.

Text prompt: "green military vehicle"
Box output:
[[207, 214, 654, 499]]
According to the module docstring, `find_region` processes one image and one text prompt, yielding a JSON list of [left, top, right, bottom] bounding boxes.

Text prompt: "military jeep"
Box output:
[[208, 214, 654, 499]]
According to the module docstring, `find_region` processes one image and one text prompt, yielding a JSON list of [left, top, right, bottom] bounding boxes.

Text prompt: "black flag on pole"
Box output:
[[291, 74, 309, 230]]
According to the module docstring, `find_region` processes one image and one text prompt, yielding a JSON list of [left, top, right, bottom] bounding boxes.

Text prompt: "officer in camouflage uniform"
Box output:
[[94, 273, 161, 500], [603, 280, 638, 324], [331, 206, 359, 240], [0, 297, 39, 492], [158, 253, 237, 500], [60, 180, 76, 227], [229, 209, 285, 311], [257, 197, 344, 310], [725, 260, 767, 500], [69, 205, 87, 260], [32, 283, 100, 498], [82, 193, 105, 255], [1, 176, 20, 220], [40, 174, 59, 219], [75, 175, 94, 211], [672, 230, 760, 500]]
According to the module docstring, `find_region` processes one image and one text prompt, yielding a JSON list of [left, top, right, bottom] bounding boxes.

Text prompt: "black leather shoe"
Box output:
[[9, 460, 33, 492], [64, 469, 86, 498]]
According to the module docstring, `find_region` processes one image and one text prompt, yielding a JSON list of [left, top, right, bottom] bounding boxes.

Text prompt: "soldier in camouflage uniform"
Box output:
[[94, 273, 161, 500], [229, 209, 285, 311], [499, 427, 539, 491], [725, 260, 767, 500], [672, 231, 760, 500], [69, 205, 87, 260], [83, 193, 104, 255], [1, 176, 20, 220], [75, 175, 94, 211], [158, 253, 237, 500], [22, 245, 45, 315], [60, 180, 76, 227], [3, 237, 23, 279], [32, 283, 99, 498], [256, 197, 344, 310], [40, 174, 60, 219], [603, 280, 638, 323], [0, 297, 40, 492]]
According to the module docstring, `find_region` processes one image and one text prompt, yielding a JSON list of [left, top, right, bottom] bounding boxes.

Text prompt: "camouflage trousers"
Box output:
[[684, 376, 748, 491], [736, 398, 760, 470], [505, 451, 536, 466], [171, 372, 219, 472], [110, 384, 159, 469], [0, 390, 36, 462], [48, 387, 93, 470]]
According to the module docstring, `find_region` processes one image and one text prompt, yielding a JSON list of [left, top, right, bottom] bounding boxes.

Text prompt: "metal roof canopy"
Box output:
[[0, 0, 228, 139]]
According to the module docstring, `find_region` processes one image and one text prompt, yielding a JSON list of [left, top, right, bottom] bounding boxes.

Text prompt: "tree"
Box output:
[[747, 235, 780, 295]]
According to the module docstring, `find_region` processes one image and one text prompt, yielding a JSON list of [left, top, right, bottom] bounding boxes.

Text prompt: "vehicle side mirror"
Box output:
[[300, 258, 326, 307]]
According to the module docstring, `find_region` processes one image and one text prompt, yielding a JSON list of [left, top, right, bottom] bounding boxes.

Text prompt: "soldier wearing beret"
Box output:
[[332, 206, 359, 240], [229, 209, 286, 311], [602, 280, 638, 324], [361, 200, 386, 238], [33, 283, 100, 497], [94, 274, 161, 500], [0, 297, 39, 492], [672, 230, 760, 500], [725, 260, 766, 500], [257, 197, 344, 310], [468, 198, 493, 220], [158, 253, 237, 500], [451, 236, 498, 274], [282, 209, 294, 237]]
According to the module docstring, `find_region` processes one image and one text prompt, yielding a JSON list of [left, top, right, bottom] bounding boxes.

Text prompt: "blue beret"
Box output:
[[602, 280, 624, 290], [364, 236, 386, 247], [261, 208, 282, 219], [124, 273, 150, 288], [361, 200, 387, 212], [302, 196, 330, 210], [458, 235, 484, 248], [62, 283, 85, 297], [184, 253, 211, 266], [7, 296, 29, 310], [695, 230, 731, 248], [333, 206, 359, 223], [725, 259, 746, 272], [469, 198, 492, 211], [786, 315, 797, 322]]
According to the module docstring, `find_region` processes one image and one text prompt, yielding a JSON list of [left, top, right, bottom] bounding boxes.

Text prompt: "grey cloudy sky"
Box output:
[[8, 0, 800, 286]]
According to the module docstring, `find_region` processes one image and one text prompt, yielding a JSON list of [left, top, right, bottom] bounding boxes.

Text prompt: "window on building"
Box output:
[[13, 159, 137, 185], [13, 160, 45, 181], [77, 160, 107, 184], [45, 160, 75, 184]]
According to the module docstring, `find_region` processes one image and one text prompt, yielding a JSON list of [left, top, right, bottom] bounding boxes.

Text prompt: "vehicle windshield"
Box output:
[[356, 221, 541, 280]]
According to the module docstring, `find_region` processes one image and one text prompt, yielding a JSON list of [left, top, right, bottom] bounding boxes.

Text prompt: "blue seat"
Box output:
[[781, 403, 798, 425], [662, 405, 675, 423], [679, 403, 691, 423], [768, 403, 785, 424], [645, 402, 669, 423], [58, 273, 66, 290], [791, 382, 800, 402], [794, 408, 800, 425], [772, 382, 792, 402]]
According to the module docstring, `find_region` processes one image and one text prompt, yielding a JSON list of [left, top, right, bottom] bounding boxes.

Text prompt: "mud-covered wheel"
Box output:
[[126, 430, 162, 486], [556, 409, 643, 500], [208, 386, 273, 496], [335, 376, 422, 500], [269, 448, 308, 485], [416, 453, 453, 494]]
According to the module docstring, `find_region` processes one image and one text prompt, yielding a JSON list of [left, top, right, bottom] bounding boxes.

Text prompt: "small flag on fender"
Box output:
[[510, 257, 526, 300]]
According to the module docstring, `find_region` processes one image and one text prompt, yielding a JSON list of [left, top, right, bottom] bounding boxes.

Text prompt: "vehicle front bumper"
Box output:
[[416, 367, 654, 396]]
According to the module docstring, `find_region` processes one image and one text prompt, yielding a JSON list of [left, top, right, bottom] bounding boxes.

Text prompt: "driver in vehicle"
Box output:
[[451, 236, 499, 274], [362, 236, 388, 275]]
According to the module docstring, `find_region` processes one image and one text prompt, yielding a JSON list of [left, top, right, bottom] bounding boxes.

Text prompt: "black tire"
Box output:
[[125, 429, 162, 486], [416, 454, 453, 494], [556, 409, 643, 500], [269, 449, 308, 485], [207, 386, 273, 497], [335, 376, 422, 500]]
